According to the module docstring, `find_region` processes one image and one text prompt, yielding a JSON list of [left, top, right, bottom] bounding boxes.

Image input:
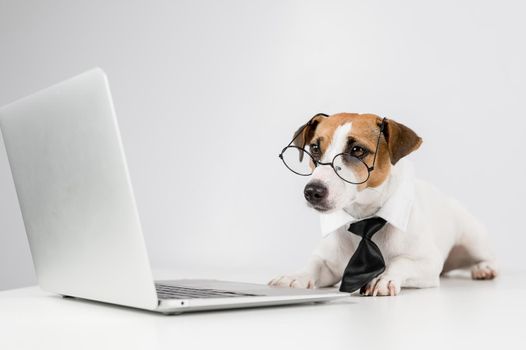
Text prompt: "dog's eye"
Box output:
[[309, 143, 321, 156], [350, 146, 367, 159]]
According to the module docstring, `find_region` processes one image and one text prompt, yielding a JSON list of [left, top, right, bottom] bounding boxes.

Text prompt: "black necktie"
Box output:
[[339, 217, 387, 293]]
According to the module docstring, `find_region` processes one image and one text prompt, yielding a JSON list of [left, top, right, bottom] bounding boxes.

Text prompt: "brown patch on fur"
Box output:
[[292, 113, 327, 162], [291, 113, 422, 190], [384, 119, 423, 165]]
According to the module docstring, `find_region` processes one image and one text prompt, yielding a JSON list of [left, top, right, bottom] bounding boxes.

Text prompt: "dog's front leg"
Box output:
[[268, 255, 341, 288], [362, 255, 442, 296], [268, 229, 354, 288]]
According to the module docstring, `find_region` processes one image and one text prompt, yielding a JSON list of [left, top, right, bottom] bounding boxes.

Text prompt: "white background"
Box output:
[[1, 0, 524, 290]]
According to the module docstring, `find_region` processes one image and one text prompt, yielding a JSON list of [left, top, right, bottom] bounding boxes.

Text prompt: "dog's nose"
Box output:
[[304, 182, 328, 204]]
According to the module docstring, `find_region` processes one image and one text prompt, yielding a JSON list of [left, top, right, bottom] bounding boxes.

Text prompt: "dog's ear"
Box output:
[[292, 113, 327, 161], [383, 119, 422, 165]]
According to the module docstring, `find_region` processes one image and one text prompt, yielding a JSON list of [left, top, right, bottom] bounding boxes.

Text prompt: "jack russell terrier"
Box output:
[[269, 113, 497, 296]]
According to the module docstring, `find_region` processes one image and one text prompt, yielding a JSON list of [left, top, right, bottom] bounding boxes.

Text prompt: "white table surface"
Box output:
[[1, 270, 524, 350]]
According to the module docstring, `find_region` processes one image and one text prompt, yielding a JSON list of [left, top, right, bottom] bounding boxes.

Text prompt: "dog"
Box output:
[[269, 113, 497, 296]]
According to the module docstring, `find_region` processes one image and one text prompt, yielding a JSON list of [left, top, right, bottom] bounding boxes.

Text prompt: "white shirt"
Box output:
[[319, 159, 416, 237]]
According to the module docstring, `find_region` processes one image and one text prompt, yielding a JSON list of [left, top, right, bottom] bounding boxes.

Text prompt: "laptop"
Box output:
[[0, 68, 348, 314]]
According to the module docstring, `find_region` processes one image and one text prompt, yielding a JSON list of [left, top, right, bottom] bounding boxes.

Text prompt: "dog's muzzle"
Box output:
[[304, 181, 328, 205]]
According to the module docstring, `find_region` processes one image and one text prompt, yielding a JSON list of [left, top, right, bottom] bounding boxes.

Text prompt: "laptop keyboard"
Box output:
[[155, 283, 262, 300]]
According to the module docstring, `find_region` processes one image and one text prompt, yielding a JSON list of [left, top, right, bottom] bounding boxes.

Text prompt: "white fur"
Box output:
[[321, 123, 352, 163], [270, 123, 497, 296], [310, 123, 361, 212]]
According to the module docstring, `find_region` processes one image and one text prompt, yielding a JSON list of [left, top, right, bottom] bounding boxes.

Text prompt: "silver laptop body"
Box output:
[[0, 68, 348, 314]]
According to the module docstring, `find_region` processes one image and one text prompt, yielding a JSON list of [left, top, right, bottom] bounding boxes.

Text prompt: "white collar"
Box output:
[[319, 159, 416, 237]]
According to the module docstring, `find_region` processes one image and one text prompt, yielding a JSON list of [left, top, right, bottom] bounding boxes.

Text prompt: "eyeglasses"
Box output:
[[278, 114, 386, 185]]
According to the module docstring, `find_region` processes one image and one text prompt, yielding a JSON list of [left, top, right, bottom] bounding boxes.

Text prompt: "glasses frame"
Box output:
[[278, 114, 387, 185]]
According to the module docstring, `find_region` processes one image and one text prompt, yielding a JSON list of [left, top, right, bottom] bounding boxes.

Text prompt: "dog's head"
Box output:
[[292, 113, 422, 213]]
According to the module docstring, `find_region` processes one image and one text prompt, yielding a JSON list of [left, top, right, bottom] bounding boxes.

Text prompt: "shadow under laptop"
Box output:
[[53, 292, 356, 317]]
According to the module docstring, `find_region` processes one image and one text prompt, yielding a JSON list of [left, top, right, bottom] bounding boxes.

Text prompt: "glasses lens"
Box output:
[[280, 146, 314, 176], [332, 154, 370, 184]]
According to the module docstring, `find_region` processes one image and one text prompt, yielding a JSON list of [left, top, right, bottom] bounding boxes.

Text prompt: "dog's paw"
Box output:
[[471, 261, 497, 280], [268, 273, 316, 289], [360, 275, 401, 296]]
